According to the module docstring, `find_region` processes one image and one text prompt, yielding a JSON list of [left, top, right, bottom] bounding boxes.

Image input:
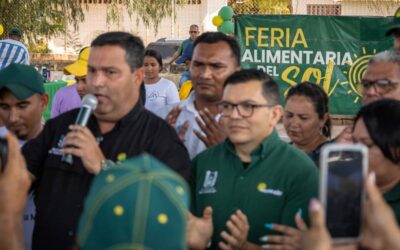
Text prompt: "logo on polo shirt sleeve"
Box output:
[[257, 182, 283, 197], [199, 171, 218, 194]]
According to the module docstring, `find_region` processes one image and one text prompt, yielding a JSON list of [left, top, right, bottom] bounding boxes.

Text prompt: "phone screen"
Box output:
[[325, 150, 364, 239]]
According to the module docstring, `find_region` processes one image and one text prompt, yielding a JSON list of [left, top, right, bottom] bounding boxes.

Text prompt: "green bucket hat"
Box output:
[[77, 154, 189, 250], [0, 63, 45, 100]]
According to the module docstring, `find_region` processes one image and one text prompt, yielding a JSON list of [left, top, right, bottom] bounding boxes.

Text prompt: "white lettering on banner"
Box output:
[[242, 49, 353, 66], [257, 65, 279, 77]]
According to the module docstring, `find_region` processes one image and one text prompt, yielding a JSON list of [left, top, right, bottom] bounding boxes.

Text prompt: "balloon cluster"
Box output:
[[212, 6, 234, 34]]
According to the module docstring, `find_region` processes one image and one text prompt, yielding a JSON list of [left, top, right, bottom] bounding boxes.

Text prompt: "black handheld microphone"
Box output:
[[62, 94, 98, 165]]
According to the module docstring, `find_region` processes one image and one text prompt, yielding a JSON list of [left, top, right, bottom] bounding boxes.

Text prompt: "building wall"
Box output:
[[292, 0, 398, 16], [50, 0, 227, 53]]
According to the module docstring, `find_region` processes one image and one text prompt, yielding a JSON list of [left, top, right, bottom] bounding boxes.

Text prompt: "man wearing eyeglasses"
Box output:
[[362, 50, 400, 105], [191, 69, 318, 249], [336, 49, 400, 144], [166, 24, 200, 66]]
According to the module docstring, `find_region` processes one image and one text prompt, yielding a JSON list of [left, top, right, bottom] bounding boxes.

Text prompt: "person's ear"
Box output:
[[271, 105, 284, 126], [133, 67, 144, 86], [39, 94, 49, 113]]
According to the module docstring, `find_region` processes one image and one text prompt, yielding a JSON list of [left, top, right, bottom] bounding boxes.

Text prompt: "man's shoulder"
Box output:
[[140, 108, 176, 131], [0, 39, 28, 50], [193, 143, 226, 164], [270, 139, 317, 171], [48, 108, 80, 124]]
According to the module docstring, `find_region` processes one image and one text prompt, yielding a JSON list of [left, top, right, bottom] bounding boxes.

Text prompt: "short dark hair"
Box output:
[[286, 82, 331, 138], [224, 69, 279, 105], [353, 99, 400, 165], [193, 32, 240, 67], [144, 49, 163, 72], [190, 24, 199, 30], [91, 32, 144, 72]]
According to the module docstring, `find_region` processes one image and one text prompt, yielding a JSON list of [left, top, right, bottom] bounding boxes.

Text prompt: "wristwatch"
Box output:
[[101, 159, 115, 171]]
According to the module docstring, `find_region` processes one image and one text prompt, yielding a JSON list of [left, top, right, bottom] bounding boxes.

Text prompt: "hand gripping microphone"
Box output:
[[62, 94, 98, 165]]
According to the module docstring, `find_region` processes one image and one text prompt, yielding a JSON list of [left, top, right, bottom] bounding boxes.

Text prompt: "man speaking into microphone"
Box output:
[[22, 32, 191, 250]]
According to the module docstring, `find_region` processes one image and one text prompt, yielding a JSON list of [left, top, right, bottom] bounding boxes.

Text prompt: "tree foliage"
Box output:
[[339, 0, 400, 15], [0, 0, 84, 47], [0, 0, 180, 47], [106, 0, 175, 32], [228, 0, 292, 15]]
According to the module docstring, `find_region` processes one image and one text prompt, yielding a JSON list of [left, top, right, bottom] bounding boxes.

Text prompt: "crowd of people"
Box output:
[[0, 17, 399, 250]]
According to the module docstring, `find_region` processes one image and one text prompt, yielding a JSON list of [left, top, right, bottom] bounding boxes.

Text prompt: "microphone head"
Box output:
[[82, 94, 98, 110]]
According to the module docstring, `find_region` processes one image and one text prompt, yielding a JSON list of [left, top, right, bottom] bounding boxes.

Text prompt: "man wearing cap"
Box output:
[[22, 32, 191, 250], [77, 154, 191, 249], [166, 24, 199, 66], [0, 27, 30, 69], [386, 7, 400, 51], [51, 47, 90, 117], [0, 63, 48, 250]]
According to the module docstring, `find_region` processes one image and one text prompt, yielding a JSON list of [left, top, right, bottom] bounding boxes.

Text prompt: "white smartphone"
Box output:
[[319, 143, 368, 244]]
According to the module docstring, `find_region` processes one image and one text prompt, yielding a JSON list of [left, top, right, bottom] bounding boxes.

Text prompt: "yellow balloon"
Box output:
[[0, 25, 3, 36], [212, 16, 224, 27]]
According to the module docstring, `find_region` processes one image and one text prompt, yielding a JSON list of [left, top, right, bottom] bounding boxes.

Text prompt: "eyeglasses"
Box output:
[[361, 79, 400, 95], [189, 31, 199, 34], [217, 102, 274, 118]]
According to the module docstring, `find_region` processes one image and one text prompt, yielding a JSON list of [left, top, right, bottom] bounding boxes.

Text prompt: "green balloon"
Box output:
[[218, 6, 234, 20], [217, 21, 234, 34]]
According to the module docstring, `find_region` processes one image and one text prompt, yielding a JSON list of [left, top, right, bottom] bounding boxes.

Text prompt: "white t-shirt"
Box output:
[[145, 78, 180, 113]]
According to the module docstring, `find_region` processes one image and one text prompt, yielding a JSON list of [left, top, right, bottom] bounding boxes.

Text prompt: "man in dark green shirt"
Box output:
[[192, 69, 318, 249]]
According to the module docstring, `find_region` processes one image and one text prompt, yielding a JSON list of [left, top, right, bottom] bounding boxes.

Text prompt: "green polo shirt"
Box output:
[[191, 130, 318, 248], [176, 38, 193, 55], [383, 181, 400, 224]]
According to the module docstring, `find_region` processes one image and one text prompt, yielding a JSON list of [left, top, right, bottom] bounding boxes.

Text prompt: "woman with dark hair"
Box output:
[[143, 49, 179, 113], [353, 99, 400, 223], [283, 82, 331, 166]]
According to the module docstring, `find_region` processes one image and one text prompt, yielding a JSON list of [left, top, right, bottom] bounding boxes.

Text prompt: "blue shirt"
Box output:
[[0, 39, 30, 69]]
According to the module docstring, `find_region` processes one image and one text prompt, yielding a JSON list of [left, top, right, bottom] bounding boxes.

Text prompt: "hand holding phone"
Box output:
[[319, 144, 368, 244]]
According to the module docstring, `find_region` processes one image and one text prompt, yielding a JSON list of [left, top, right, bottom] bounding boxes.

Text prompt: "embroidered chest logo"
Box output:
[[199, 171, 218, 194], [48, 134, 103, 156], [257, 182, 283, 197], [48, 135, 65, 156]]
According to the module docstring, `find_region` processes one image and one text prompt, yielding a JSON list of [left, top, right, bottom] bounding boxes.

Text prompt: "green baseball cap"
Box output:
[[9, 27, 22, 37], [0, 63, 45, 100], [77, 154, 189, 250]]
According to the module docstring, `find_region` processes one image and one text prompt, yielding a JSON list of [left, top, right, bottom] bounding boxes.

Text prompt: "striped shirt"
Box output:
[[0, 39, 30, 69]]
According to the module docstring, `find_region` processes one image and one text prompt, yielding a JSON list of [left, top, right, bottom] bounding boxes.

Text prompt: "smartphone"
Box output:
[[319, 143, 368, 244], [0, 137, 7, 172]]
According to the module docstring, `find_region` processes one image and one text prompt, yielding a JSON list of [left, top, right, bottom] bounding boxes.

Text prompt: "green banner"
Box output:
[[235, 15, 394, 115]]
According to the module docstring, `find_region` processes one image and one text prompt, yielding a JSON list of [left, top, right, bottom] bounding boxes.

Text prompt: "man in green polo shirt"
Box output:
[[167, 24, 199, 65], [191, 69, 318, 249]]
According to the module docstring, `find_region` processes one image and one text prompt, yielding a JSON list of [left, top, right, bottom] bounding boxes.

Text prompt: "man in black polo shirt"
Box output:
[[22, 32, 191, 250]]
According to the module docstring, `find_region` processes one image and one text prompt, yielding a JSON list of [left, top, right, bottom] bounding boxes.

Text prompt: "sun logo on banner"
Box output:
[[342, 47, 376, 103]]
